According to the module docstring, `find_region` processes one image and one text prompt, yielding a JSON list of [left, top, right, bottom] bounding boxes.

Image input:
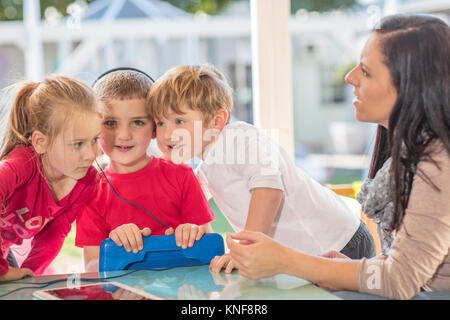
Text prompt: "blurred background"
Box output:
[[1, 0, 449, 275]]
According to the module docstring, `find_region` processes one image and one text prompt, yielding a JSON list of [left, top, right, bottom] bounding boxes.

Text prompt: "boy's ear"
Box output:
[[211, 108, 228, 131], [31, 130, 49, 154]]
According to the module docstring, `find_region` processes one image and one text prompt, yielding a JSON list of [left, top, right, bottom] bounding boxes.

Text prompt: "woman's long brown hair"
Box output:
[[368, 14, 450, 231]]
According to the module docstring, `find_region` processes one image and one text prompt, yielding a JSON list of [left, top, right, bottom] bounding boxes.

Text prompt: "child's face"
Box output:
[[155, 105, 215, 164], [42, 111, 102, 181], [100, 98, 155, 173]]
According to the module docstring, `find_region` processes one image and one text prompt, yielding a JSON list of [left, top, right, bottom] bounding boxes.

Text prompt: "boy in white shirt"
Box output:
[[147, 64, 376, 273]]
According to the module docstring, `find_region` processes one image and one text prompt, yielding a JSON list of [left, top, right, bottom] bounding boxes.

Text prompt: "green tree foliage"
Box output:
[[291, 0, 357, 13], [0, 0, 231, 21], [167, 0, 358, 15], [0, 0, 358, 21], [0, 0, 95, 21], [164, 0, 233, 15]]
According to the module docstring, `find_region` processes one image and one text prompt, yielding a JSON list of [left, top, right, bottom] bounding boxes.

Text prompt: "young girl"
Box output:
[[0, 75, 102, 282]]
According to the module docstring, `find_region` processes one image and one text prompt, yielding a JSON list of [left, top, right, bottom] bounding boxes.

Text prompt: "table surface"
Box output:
[[0, 265, 341, 300], [1, 265, 449, 300]]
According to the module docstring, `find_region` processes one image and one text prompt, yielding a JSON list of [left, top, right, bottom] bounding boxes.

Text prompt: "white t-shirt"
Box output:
[[196, 121, 360, 255]]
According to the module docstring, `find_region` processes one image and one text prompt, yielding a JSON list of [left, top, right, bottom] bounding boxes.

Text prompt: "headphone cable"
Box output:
[[94, 159, 170, 230]]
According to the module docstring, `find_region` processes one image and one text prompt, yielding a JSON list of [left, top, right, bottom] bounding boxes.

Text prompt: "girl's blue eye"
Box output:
[[104, 120, 117, 127], [175, 119, 185, 125], [156, 121, 165, 127], [133, 120, 145, 126], [74, 142, 83, 149]]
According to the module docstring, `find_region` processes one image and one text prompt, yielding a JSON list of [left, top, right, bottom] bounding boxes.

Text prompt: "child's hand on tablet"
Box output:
[[165, 223, 207, 249], [109, 223, 151, 253]]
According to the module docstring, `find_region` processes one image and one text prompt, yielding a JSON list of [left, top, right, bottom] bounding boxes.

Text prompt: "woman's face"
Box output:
[[345, 33, 398, 128]]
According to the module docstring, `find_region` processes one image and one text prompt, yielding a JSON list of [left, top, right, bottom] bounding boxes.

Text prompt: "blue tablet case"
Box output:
[[99, 233, 225, 272]]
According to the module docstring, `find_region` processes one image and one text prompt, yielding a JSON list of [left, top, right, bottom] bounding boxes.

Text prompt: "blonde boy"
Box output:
[[147, 64, 375, 273], [75, 69, 215, 272]]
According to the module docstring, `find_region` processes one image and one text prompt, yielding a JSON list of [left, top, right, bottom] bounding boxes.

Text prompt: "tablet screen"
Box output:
[[34, 283, 157, 300]]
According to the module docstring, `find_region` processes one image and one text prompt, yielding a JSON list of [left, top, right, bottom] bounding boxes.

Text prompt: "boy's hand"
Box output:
[[209, 254, 235, 273], [165, 223, 206, 249], [0, 267, 34, 282], [109, 223, 151, 253]]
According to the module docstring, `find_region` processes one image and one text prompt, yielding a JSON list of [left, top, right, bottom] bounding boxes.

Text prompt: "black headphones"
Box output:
[[92, 67, 155, 86]]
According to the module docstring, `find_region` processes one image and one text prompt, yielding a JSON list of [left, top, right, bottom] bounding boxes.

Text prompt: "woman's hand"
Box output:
[[226, 230, 288, 279]]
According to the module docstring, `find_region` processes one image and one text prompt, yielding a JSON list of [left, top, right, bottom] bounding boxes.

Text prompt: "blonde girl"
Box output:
[[0, 75, 102, 282]]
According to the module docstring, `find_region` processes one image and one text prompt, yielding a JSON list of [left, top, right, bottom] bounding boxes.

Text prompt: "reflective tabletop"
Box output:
[[0, 265, 340, 300]]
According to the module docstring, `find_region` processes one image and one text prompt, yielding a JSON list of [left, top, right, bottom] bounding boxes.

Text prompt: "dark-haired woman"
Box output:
[[225, 14, 450, 300]]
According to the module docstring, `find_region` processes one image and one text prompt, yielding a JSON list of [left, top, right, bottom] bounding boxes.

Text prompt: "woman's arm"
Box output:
[[357, 148, 450, 299], [228, 147, 450, 299], [227, 231, 359, 290], [209, 188, 283, 273]]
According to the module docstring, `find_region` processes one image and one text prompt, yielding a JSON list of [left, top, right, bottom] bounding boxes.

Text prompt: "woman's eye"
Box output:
[[73, 142, 83, 149], [156, 121, 165, 127], [361, 67, 369, 77], [92, 137, 100, 144]]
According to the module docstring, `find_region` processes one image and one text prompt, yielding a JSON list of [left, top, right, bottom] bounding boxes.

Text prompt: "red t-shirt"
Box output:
[[75, 157, 215, 247], [0, 146, 98, 276]]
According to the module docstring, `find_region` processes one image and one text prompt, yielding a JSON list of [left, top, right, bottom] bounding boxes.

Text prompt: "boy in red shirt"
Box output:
[[75, 68, 214, 272]]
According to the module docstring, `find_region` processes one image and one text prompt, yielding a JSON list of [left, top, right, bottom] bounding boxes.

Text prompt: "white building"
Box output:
[[0, 0, 448, 169]]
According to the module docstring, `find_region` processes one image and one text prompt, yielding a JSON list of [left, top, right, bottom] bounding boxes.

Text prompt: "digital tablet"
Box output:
[[32, 282, 164, 300]]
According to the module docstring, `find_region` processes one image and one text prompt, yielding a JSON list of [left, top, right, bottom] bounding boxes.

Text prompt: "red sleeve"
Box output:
[[75, 181, 109, 247], [20, 208, 75, 275], [0, 147, 36, 276], [0, 147, 36, 203], [0, 261, 8, 276], [180, 167, 215, 225], [21, 165, 98, 275], [0, 246, 8, 276]]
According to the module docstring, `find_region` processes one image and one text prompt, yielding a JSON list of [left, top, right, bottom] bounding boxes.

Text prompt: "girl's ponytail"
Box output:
[[0, 75, 98, 161], [0, 82, 39, 160]]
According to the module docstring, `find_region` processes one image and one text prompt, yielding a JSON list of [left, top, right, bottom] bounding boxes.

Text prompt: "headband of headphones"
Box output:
[[92, 67, 155, 86]]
